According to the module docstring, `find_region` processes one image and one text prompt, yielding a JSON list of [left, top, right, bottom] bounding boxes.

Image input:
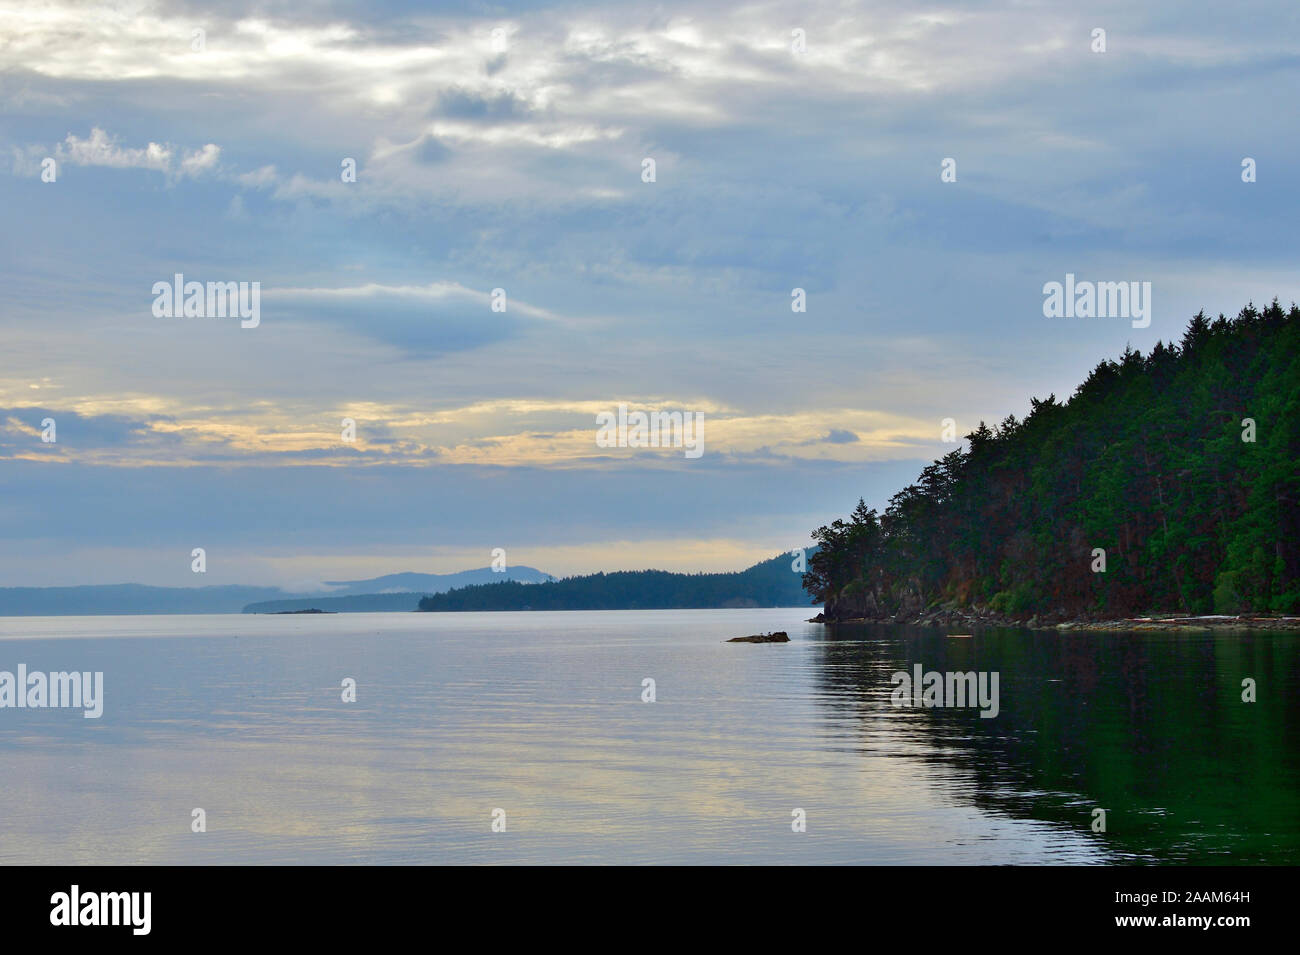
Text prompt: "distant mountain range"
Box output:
[[417, 552, 818, 611], [0, 567, 553, 615], [0, 554, 819, 615]]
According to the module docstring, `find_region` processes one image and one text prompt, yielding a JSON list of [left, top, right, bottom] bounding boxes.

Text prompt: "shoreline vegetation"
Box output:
[[804, 303, 1300, 629]]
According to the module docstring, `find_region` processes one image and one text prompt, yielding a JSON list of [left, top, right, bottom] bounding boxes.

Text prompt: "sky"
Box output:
[[1, 0, 1297, 588]]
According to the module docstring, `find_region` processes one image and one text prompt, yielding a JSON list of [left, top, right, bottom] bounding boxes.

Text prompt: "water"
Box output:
[[0, 609, 1295, 864]]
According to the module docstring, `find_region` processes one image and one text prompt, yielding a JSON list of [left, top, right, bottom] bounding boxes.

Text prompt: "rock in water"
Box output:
[[727, 631, 790, 643]]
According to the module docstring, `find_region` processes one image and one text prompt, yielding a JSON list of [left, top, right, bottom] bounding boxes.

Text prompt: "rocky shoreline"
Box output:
[[808, 607, 1300, 632]]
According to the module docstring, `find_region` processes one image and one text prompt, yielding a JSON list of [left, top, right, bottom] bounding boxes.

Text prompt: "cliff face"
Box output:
[[818, 575, 1079, 627], [823, 581, 921, 623], [821, 594, 1057, 628]]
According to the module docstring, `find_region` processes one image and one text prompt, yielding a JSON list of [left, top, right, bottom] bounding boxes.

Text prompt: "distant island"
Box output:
[[417, 553, 815, 611], [0, 557, 818, 616], [806, 302, 1300, 627], [0, 567, 552, 615], [239, 567, 555, 613], [245, 592, 436, 614]]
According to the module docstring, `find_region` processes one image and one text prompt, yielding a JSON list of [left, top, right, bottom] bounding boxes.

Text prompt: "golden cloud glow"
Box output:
[[1, 387, 947, 468]]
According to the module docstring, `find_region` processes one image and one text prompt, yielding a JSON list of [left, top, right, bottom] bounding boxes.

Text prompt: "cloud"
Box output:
[[434, 87, 535, 120], [53, 127, 221, 178], [2, 0, 1298, 585], [237, 164, 278, 187], [179, 142, 221, 176], [57, 128, 171, 172], [260, 281, 568, 353], [0, 394, 954, 470]]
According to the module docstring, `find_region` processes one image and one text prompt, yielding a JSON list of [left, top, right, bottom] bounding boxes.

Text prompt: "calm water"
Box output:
[[0, 610, 1295, 865]]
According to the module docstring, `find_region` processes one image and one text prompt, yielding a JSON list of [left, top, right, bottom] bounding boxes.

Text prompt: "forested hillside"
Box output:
[[417, 552, 815, 611], [805, 302, 1300, 621]]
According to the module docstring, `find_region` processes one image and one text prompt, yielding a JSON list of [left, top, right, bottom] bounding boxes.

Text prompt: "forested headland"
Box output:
[[417, 552, 815, 611], [805, 302, 1300, 624]]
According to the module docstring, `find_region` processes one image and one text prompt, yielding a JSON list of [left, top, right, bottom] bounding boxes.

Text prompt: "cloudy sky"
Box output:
[[1, 0, 1296, 588]]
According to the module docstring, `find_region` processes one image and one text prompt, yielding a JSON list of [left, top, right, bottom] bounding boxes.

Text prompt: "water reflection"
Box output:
[[811, 624, 1300, 864], [0, 612, 1294, 864]]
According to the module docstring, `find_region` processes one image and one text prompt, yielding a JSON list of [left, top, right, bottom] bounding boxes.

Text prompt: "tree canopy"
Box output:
[[805, 301, 1300, 619]]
